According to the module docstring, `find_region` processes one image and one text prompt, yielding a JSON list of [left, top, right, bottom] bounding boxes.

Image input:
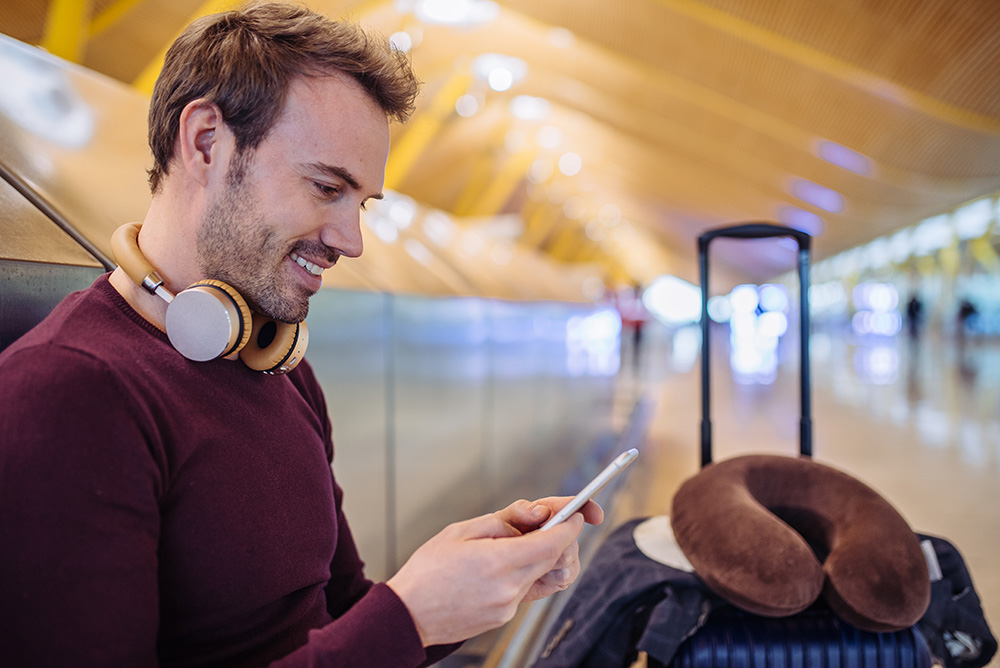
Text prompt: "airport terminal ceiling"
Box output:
[[3, 0, 1000, 289]]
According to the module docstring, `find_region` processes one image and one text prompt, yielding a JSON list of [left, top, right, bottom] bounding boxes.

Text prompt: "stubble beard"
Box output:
[[196, 155, 310, 324]]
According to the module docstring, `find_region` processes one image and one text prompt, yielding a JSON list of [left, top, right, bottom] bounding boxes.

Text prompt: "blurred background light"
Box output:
[[953, 198, 993, 240], [642, 275, 702, 325], [558, 152, 582, 176], [758, 311, 789, 338], [422, 211, 455, 247], [415, 0, 499, 26], [389, 30, 413, 52], [707, 294, 732, 323], [566, 308, 621, 377], [404, 238, 434, 265], [527, 158, 554, 184], [730, 284, 760, 313], [598, 203, 621, 226], [487, 68, 513, 91], [779, 206, 825, 236], [388, 197, 417, 228], [547, 26, 575, 48], [509, 95, 550, 120], [472, 53, 526, 91], [535, 124, 562, 149], [816, 140, 872, 176], [455, 93, 479, 117], [792, 179, 844, 213], [853, 346, 899, 385], [913, 214, 952, 255], [758, 284, 789, 312]]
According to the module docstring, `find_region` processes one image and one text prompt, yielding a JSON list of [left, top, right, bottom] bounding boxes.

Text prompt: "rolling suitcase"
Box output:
[[669, 222, 933, 668], [532, 224, 990, 668]]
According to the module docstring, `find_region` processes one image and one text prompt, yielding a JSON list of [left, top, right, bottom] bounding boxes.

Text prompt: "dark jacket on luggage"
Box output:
[[534, 518, 996, 668]]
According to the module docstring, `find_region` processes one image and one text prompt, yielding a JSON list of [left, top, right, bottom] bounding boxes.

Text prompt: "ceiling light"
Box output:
[[510, 95, 550, 120], [404, 238, 434, 265], [586, 220, 608, 241], [779, 206, 824, 236], [422, 211, 455, 247], [563, 196, 586, 219], [548, 27, 575, 48], [504, 128, 527, 152], [487, 68, 513, 91], [455, 93, 479, 117], [414, 0, 499, 27], [373, 220, 399, 243], [389, 31, 413, 52], [791, 179, 843, 213], [535, 124, 561, 149], [528, 158, 553, 184], [473, 54, 526, 92], [816, 140, 871, 176], [558, 152, 582, 176], [598, 203, 621, 226], [388, 197, 417, 228]]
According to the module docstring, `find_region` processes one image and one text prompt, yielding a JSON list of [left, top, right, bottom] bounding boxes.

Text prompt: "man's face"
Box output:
[[196, 73, 390, 323]]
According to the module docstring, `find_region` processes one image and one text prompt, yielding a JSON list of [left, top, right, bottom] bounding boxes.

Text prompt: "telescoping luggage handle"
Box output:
[[698, 223, 812, 468]]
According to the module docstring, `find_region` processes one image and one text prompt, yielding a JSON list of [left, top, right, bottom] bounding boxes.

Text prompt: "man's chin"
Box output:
[[245, 294, 309, 325], [259, 307, 308, 325]]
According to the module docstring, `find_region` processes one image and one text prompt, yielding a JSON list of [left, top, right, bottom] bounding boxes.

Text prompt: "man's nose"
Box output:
[[321, 210, 364, 259]]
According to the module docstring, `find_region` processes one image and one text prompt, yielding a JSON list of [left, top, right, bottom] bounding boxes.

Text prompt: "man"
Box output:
[[0, 4, 601, 666]]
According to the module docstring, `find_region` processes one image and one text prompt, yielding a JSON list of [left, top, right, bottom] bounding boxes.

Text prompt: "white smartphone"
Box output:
[[539, 448, 639, 531]]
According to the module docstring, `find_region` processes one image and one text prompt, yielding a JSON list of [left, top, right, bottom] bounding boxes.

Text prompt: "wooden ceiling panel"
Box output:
[[2, 0, 998, 284]]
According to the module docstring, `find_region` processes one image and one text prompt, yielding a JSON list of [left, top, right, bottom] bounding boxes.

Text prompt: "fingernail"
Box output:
[[530, 505, 547, 520]]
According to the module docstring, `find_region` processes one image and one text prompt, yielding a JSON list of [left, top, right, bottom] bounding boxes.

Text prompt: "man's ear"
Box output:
[[176, 99, 230, 187]]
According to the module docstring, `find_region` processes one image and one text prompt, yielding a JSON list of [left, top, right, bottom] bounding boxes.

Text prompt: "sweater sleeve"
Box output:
[[0, 345, 163, 667]]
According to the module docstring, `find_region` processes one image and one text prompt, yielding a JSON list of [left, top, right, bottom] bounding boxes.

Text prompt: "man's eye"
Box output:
[[314, 182, 340, 199]]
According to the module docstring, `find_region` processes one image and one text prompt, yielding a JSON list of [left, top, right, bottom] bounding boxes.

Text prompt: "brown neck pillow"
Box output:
[[670, 454, 930, 632]]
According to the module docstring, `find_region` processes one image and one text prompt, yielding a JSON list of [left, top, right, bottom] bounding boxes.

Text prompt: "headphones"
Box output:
[[111, 222, 308, 375]]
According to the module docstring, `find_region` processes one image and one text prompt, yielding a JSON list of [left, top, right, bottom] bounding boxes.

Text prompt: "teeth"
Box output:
[[290, 252, 324, 277]]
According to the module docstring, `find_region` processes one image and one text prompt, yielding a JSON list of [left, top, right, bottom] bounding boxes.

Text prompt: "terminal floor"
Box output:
[[612, 328, 1000, 666]]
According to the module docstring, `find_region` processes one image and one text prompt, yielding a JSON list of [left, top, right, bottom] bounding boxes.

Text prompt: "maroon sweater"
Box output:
[[0, 274, 452, 667]]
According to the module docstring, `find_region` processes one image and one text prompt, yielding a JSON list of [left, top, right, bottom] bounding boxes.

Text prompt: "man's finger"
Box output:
[[531, 496, 605, 527], [491, 512, 585, 574], [495, 499, 550, 533]]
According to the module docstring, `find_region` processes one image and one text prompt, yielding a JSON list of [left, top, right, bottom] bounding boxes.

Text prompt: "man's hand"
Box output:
[[495, 497, 604, 602], [386, 497, 603, 647]]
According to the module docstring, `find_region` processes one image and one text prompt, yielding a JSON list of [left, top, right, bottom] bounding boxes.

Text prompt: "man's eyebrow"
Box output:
[[308, 162, 361, 190], [307, 162, 383, 200]]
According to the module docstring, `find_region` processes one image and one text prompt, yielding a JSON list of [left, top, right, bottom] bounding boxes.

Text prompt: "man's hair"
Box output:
[[146, 2, 420, 193]]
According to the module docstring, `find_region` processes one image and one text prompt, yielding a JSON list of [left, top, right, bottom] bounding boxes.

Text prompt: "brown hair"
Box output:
[[146, 2, 420, 193]]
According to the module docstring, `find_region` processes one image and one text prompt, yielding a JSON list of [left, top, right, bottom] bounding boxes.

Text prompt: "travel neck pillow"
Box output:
[[670, 454, 930, 632]]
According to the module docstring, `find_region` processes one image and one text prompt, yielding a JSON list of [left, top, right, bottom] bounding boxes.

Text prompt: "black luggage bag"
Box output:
[[670, 223, 932, 668]]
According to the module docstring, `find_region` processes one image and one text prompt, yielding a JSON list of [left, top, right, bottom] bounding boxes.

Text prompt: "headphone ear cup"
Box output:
[[165, 279, 254, 362], [240, 316, 309, 375]]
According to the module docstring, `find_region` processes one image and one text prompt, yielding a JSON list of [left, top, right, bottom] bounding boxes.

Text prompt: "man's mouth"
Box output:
[[289, 251, 324, 277]]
